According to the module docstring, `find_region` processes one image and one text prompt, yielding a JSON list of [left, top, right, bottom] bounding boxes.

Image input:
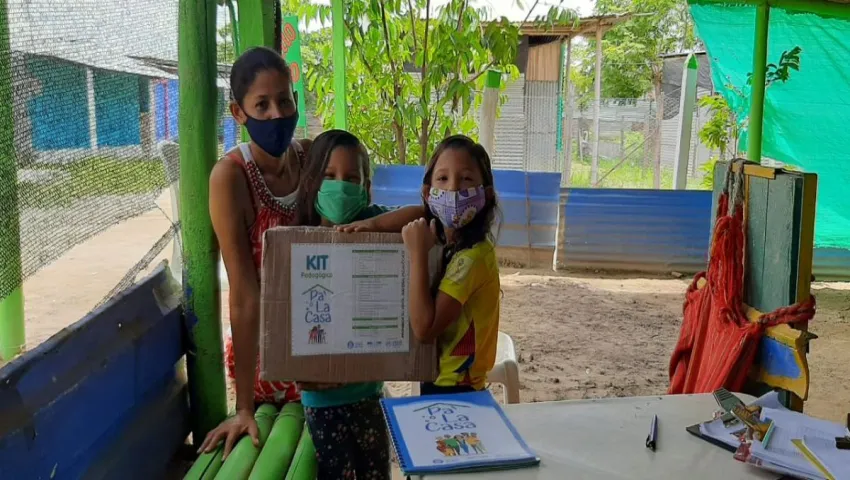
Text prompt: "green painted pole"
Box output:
[[332, 0, 347, 129], [237, 0, 276, 144], [248, 403, 305, 479], [226, 0, 242, 57], [179, 0, 227, 442], [0, 0, 25, 362], [214, 404, 279, 480], [747, 3, 770, 163], [238, 0, 276, 52], [284, 424, 317, 480], [183, 449, 225, 480]]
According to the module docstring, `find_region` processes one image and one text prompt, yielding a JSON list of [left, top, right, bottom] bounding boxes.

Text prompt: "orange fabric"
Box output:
[[668, 194, 816, 395]]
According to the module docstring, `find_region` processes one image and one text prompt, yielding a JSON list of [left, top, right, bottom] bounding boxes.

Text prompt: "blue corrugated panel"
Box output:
[[371, 165, 561, 248], [559, 188, 713, 272], [556, 188, 850, 279], [813, 247, 850, 281], [0, 265, 189, 479]]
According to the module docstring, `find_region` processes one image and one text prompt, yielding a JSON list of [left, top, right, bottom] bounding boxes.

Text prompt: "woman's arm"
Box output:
[[402, 219, 463, 342], [337, 205, 426, 233], [209, 160, 259, 413]]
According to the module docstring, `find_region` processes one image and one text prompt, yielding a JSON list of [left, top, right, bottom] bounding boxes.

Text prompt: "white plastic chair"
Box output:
[[407, 331, 521, 404]]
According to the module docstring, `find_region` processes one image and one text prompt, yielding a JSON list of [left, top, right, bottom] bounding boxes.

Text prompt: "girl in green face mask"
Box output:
[[295, 129, 422, 480]]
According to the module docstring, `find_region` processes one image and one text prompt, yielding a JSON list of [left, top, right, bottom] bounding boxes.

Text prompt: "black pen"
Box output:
[[646, 415, 658, 451]]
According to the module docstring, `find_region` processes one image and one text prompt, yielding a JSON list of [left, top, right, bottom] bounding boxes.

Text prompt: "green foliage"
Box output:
[[698, 46, 803, 190], [570, 0, 697, 104], [287, 0, 575, 165], [19, 158, 166, 207], [698, 94, 735, 156], [217, 23, 236, 65], [747, 46, 802, 87]]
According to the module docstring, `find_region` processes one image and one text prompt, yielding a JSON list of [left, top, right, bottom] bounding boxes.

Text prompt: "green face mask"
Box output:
[[315, 179, 369, 225]]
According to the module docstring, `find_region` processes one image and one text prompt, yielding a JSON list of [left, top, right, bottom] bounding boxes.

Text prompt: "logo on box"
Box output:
[[302, 254, 332, 279], [308, 325, 326, 344]]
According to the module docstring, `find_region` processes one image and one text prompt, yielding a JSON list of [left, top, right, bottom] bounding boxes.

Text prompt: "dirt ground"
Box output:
[[18, 203, 850, 427]]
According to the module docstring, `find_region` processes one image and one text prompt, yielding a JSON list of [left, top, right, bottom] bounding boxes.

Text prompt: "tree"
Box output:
[[284, 0, 576, 165], [588, 0, 697, 101], [697, 46, 802, 189]]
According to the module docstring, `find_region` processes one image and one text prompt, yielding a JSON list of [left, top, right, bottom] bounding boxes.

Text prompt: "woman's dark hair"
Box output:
[[229, 46, 290, 106], [422, 135, 500, 292], [297, 129, 371, 226]]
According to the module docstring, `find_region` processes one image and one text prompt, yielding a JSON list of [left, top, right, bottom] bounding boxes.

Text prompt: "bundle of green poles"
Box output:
[[185, 403, 318, 480]]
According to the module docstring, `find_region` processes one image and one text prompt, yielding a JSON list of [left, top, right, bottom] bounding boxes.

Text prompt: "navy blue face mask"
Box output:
[[244, 111, 299, 158]]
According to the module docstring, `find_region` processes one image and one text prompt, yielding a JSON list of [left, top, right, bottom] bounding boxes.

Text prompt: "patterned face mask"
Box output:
[[427, 186, 487, 229]]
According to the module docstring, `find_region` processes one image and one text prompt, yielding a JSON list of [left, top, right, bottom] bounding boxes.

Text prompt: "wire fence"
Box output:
[[488, 88, 719, 190]]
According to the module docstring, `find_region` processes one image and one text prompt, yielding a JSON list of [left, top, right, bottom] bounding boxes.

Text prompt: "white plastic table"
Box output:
[[417, 394, 778, 480]]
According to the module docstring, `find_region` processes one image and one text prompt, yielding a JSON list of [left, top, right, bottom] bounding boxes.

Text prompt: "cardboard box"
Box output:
[[259, 227, 439, 383]]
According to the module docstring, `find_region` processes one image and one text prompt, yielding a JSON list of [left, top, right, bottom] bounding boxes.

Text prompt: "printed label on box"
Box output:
[[290, 243, 409, 356]]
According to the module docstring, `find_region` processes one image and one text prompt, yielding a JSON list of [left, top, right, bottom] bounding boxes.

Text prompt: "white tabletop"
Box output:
[[419, 394, 778, 480]]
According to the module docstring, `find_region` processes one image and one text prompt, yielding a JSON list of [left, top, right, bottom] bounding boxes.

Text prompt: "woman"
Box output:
[[200, 46, 308, 458]]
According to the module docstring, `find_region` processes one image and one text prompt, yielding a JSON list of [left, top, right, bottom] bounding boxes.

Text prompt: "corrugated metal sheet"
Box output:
[[491, 76, 526, 171], [555, 188, 712, 273], [370, 165, 560, 248], [554, 188, 850, 279], [524, 81, 559, 173]]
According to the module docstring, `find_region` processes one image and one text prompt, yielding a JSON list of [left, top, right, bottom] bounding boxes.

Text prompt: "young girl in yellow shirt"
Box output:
[[401, 135, 501, 395]]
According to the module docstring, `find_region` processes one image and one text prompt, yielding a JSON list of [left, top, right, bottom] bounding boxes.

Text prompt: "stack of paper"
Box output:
[[743, 407, 850, 480], [793, 436, 850, 480]]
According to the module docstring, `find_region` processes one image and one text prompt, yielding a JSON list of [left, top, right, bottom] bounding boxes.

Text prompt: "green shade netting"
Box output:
[[690, 2, 850, 248]]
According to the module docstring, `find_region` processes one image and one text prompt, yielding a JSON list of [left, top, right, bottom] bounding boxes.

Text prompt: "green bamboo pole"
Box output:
[[284, 424, 317, 480], [225, 0, 242, 57], [248, 403, 305, 480], [332, 0, 347, 129], [214, 404, 279, 480], [0, 0, 25, 362], [747, 3, 770, 163], [237, 0, 276, 144], [179, 0, 227, 442], [183, 449, 225, 480], [238, 0, 276, 52]]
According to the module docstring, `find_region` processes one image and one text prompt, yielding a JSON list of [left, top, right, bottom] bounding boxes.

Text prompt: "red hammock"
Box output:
[[668, 166, 816, 395]]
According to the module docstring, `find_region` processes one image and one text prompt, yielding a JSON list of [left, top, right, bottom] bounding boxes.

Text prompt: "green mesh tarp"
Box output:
[[690, 2, 850, 248]]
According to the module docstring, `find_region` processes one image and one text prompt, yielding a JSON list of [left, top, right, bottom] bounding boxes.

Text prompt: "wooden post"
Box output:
[[332, 0, 347, 129], [591, 27, 603, 186], [673, 53, 699, 190], [562, 36, 573, 187], [478, 70, 500, 154]]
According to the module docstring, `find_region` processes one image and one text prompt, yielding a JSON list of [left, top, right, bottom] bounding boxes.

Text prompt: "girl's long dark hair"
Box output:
[[297, 129, 370, 226], [423, 135, 500, 292]]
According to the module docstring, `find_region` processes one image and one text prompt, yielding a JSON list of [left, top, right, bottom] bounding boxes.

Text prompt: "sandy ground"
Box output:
[[16, 200, 850, 474]]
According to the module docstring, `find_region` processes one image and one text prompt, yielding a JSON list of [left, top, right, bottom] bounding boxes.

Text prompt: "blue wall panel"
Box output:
[[0, 266, 188, 479], [371, 165, 561, 248], [29, 58, 91, 150], [558, 189, 713, 272], [95, 70, 142, 147]]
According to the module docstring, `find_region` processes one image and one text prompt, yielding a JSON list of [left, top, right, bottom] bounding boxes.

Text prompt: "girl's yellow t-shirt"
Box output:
[[434, 240, 500, 389]]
